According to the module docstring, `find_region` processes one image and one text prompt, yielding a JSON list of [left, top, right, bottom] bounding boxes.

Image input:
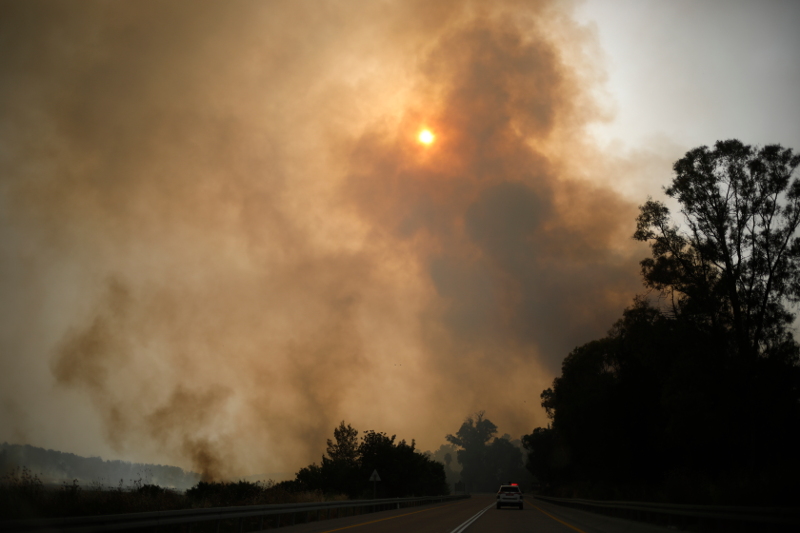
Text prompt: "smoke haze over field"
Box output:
[[3, 0, 794, 480]]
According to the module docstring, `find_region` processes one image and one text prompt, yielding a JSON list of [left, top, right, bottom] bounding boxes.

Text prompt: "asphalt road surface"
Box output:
[[273, 494, 679, 533]]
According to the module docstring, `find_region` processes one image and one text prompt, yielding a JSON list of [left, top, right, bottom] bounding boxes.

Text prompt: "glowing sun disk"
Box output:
[[418, 129, 435, 144]]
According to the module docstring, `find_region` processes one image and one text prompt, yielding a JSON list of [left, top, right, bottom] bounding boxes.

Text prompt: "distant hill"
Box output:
[[0, 443, 200, 490]]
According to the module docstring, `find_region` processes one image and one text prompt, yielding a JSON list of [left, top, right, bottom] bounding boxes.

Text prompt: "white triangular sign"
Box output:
[[369, 469, 381, 481]]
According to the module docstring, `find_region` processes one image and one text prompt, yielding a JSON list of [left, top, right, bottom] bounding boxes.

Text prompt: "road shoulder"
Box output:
[[529, 497, 680, 533]]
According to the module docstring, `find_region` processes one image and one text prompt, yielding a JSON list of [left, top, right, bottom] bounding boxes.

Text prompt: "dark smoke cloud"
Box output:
[[346, 11, 640, 364], [0, 0, 646, 479]]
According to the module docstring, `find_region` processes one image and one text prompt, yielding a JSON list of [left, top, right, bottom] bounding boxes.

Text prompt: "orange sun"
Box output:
[[418, 129, 435, 145]]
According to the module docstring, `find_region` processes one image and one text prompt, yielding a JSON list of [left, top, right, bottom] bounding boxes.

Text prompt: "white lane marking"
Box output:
[[449, 501, 496, 533]]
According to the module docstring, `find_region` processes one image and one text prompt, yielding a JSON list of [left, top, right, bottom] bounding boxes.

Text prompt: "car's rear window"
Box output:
[[500, 486, 520, 492]]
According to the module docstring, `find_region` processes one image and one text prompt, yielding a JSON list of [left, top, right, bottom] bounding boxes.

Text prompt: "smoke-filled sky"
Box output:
[[2, 0, 799, 480]]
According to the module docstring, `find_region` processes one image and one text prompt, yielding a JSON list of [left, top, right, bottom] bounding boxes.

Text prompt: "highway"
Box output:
[[275, 494, 677, 533]]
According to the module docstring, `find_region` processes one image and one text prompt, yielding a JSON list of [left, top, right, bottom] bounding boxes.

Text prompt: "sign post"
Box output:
[[369, 469, 381, 499]]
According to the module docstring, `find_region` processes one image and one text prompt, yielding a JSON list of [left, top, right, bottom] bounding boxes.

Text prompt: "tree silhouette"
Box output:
[[326, 421, 359, 465], [445, 411, 497, 450], [634, 139, 800, 359], [445, 412, 528, 492], [445, 411, 496, 492], [524, 141, 800, 505], [293, 423, 447, 498]]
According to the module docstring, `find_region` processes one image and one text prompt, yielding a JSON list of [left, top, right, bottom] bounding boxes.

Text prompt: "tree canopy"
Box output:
[[325, 421, 359, 465], [525, 141, 800, 505], [446, 412, 529, 492], [634, 139, 800, 359], [286, 422, 447, 498]]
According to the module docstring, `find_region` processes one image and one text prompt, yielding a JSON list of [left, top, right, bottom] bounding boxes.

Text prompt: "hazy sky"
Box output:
[[578, 0, 800, 153], [1, 0, 798, 480]]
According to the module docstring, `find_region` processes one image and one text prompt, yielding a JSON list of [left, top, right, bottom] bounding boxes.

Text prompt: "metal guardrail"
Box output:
[[534, 494, 800, 531], [0, 494, 469, 533]]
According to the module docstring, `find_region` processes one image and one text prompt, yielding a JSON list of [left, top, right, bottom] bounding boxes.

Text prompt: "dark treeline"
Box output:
[[524, 140, 800, 506], [445, 412, 529, 493], [424, 443, 461, 489], [0, 443, 200, 489], [5, 424, 438, 520], [277, 422, 448, 498], [281, 417, 529, 497]]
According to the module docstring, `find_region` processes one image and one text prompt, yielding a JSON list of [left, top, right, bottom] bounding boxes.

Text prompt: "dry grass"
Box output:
[[0, 467, 330, 521]]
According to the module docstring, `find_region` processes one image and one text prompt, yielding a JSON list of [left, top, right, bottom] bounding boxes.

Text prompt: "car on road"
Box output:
[[496, 483, 523, 509]]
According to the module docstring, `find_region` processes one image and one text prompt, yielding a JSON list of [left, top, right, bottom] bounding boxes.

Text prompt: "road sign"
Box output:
[[369, 469, 381, 499]]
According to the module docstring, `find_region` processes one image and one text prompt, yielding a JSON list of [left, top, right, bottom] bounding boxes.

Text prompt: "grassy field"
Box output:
[[0, 466, 333, 521]]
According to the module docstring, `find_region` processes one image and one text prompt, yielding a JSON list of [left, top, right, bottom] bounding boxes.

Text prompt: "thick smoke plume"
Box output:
[[0, 0, 645, 479]]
